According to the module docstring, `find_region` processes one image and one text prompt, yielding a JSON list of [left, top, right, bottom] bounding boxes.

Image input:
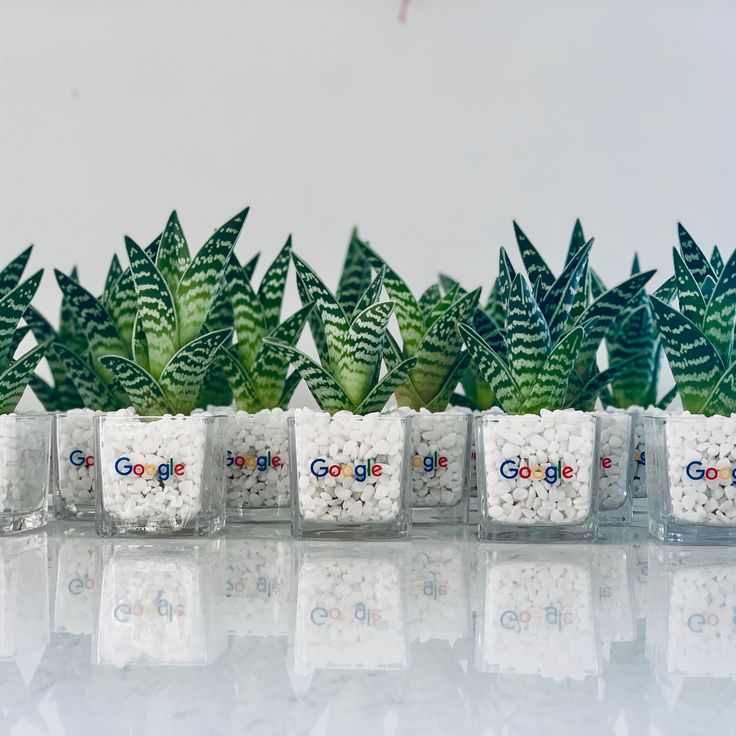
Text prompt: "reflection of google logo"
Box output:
[[499, 459, 575, 485], [114, 597, 185, 622], [310, 602, 381, 626], [227, 450, 281, 472], [68, 576, 95, 595], [70, 449, 94, 468], [225, 576, 281, 598], [687, 610, 736, 632], [686, 460, 736, 485], [500, 605, 575, 632], [114, 457, 185, 481]]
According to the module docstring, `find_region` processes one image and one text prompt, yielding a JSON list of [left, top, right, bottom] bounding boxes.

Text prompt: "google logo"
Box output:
[[685, 460, 736, 485], [69, 449, 94, 468], [309, 458, 382, 483], [114, 456, 185, 481], [499, 459, 575, 485], [411, 452, 448, 473], [227, 450, 282, 471]]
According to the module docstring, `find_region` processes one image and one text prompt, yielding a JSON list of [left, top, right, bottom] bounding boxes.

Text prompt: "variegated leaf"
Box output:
[[126, 239, 178, 378], [0, 342, 47, 414], [460, 323, 519, 412], [0, 270, 42, 366], [100, 356, 172, 415], [650, 296, 724, 413], [702, 247, 736, 366], [352, 269, 385, 318], [203, 280, 234, 334], [653, 276, 677, 304], [132, 313, 150, 374], [176, 207, 248, 344], [505, 275, 550, 395], [411, 288, 480, 403], [513, 221, 555, 295], [8, 325, 30, 361], [156, 211, 191, 297], [0, 246, 32, 298], [544, 240, 593, 340], [418, 284, 442, 317], [54, 343, 117, 411], [102, 255, 123, 307], [104, 267, 138, 349], [523, 327, 584, 413], [425, 351, 471, 412], [711, 245, 725, 276], [337, 301, 394, 406], [566, 219, 587, 265], [488, 247, 515, 325], [572, 358, 640, 411], [218, 346, 261, 412], [24, 308, 75, 394], [631, 253, 641, 275], [59, 266, 88, 357], [227, 254, 265, 369], [297, 269, 330, 368], [356, 357, 418, 414], [439, 273, 460, 294], [257, 236, 292, 330], [336, 232, 372, 315], [279, 370, 302, 409], [450, 391, 479, 410], [678, 223, 717, 296], [291, 253, 349, 369], [29, 374, 62, 411], [590, 269, 607, 300], [197, 363, 233, 409], [243, 252, 260, 281], [673, 247, 706, 327], [656, 385, 679, 410], [425, 285, 458, 330], [158, 328, 232, 413], [264, 340, 351, 413]]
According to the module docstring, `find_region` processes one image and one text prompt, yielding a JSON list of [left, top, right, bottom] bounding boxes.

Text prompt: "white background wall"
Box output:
[[1, 0, 735, 405]]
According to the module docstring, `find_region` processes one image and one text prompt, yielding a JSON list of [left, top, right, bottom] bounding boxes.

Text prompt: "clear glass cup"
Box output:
[[0, 413, 53, 535], [407, 411, 472, 524], [594, 410, 634, 526], [54, 410, 99, 521], [95, 414, 226, 537], [224, 409, 291, 523], [475, 411, 600, 542], [645, 413, 736, 544], [289, 410, 411, 540]]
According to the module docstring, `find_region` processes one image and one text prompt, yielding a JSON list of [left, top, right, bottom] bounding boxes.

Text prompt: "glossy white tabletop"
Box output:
[[2, 515, 735, 736]]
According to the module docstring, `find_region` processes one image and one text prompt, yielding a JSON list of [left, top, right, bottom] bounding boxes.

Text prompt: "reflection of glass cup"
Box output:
[[595, 545, 635, 658], [0, 532, 49, 674], [292, 542, 408, 675], [648, 545, 736, 677], [408, 537, 470, 645], [222, 535, 292, 637], [51, 525, 100, 636], [475, 545, 600, 680], [93, 538, 226, 666]]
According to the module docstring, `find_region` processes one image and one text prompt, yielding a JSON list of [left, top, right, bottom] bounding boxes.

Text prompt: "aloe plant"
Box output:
[[354, 240, 481, 412], [650, 224, 736, 416], [0, 247, 47, 413], [269, 253, 416, 414], [217, 238, 313, 411], [54, 209, 248, 415]]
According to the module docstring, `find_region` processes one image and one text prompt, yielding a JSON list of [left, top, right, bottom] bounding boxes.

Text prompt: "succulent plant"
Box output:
[[0, 247, 47, 413], [650, 224, 736, 416], [269, 252, 416, 414], [54, 209, 247, 414], [217, 237, 313, 411], [356, 240, 481, 412]]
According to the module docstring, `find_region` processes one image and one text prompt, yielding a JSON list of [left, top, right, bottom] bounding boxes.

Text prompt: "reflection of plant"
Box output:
[[359, 240, 480, 411], [218, 238, 312, 411], [650, 225, 736, 416], [269, 253, 415, 414], [0, 248, 47, 413]]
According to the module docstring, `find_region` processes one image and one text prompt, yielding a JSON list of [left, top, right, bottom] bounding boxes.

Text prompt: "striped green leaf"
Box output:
[[573, 358, 640, 411], [228, 256, 265, 370], [702, 248, 736, 366], [264, 340, 351, 413], [0, 270, 42, 366], [460, 323, 518, 411], [203, 280, 234, 335], [544, 240, 593, 340], [54, 342, 117, 410], [8, 325, 30, 362], [58, 267, 88, 357], [425, 285, 459, 330], [657, 385, 679, 410], [218, 346, 260, 412], [590, 269, 607, 300], [711, 245, 725, 276], [678, 223, 717, 296], [653, 276, 678, 304], [104, 266, 138, 349], [132, 314, 150, 374], [100, 356, 172, 415], [566, 219, 587, 265], [356, 357, 417, 414], [243, 253, 260, 281], [450, 391, 478, 410], [297, 269, 330, 368], [487, 248, 515, 325], [197, 363, 233, 409], [337, 301, 394, 406], [439, 274, 460, 294], [156, 211, 191, 297], [351, 269, 385, 318], [29, 374, 61, 411], [631, 253, 641, 275], [337, 232, 372, 314], [378, 266, 424, 357], [258, 237, 292, 330], [102, 256, 123, 307], [279, 370, 302, 409], [505, 275, 550, 395], [0, 342, 47, 414], [158, 329, 232, 414], [425, 351, 471, 412], [673, 248, 706, 327], [650, 296, 724, 413], [418, 284, 442, 317], [24, 308, 73, 392], [176, 207, 248, 344], [513, 221, 555, 295], [0, 246, 32, 298], [126, 239, 178, 379], [292, 253, 349, 369], [523, 327, 584, 413]]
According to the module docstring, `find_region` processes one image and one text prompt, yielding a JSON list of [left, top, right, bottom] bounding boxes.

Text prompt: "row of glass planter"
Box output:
[[2, 408, 734, 544]]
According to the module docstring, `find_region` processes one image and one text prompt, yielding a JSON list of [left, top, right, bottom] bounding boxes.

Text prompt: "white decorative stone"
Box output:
[[480, 409, 595, 526], [293, 408, 405, 524], [597, 409, 632, 510]]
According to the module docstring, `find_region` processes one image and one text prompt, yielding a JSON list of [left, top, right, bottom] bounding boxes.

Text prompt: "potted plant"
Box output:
[[271, 252, 416, 539], [56, 208, 248, 536], [358, 239, 479, 524], [217, 237, 312, 522], [646, 227, 736, 544], [462, 251, 654, 540], [0, 248, 53, 534]]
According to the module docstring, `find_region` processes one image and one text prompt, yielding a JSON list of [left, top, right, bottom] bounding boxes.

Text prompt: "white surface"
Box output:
[[2, 518, 736, 735]]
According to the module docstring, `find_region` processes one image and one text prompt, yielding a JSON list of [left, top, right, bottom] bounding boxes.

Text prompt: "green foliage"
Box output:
[[651, 225, 736, 415], [275, 252, 416, 414]]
